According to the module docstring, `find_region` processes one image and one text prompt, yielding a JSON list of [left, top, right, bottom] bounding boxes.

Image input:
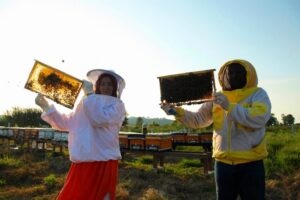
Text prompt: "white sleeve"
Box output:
[[229, 88, 271, 129], [83, 95, 126, 127], [177, 102, 213, 129], [41, 105, 73, 131]]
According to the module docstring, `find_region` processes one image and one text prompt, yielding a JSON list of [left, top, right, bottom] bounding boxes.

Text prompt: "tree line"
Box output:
[[0, 107, 49, 127], [0, 107, 296, 132], [267, 113, 295, 126]]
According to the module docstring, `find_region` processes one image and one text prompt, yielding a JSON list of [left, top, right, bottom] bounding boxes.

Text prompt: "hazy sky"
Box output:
[[0, 0, 299, 123]]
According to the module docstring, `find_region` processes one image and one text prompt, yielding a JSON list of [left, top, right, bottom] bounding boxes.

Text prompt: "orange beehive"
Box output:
[[200, 132, 212, 144], [119, 132, 129, 149], [171, 132, 187, 143], [187, 133, 200, 144], [145, 133, 172, 151], [200, 132, 213, 152], [127, 133, 145, 150]]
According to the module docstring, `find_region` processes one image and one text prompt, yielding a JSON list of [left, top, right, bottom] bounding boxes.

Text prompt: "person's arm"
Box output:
[[83, 95, 126, 127], [161, 102, 213, 129], [228, 88, 271, 129], [35, 94, 72, 131], [176, 102, 214, 129], [41, 106, 73, 131]]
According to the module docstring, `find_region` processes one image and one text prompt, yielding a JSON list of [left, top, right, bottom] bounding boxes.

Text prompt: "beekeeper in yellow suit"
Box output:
[[161, 59, 271, 200]]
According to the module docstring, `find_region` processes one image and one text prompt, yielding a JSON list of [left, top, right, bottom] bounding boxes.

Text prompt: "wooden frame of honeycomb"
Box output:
[[25, 60, 83, 109], [158, 69, 216, 106]]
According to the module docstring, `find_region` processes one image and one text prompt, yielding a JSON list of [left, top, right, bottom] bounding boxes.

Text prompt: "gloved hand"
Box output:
[[82, 80, 94, 96], [213, 92, 230, 110], [35, 94, 50, 112], [160, 102, 177, 115]]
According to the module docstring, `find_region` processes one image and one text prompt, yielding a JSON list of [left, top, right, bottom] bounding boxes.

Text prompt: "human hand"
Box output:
[[35, 94, 50, 112], [213, 92, 229, 110], [82, 80, 94, 96], [160, 102, 177, 115]]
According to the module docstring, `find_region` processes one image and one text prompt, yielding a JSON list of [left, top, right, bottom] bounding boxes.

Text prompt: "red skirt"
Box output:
[[56, 160, 118, 200]]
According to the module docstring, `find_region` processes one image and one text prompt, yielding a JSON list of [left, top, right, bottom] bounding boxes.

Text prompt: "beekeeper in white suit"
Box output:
[[35, 69, 126, 200]]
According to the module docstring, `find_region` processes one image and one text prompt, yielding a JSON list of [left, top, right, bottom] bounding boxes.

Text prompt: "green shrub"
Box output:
[[0, 178, 6, 187], [0, 156, 22, 169], [43, 174, 57, 189]]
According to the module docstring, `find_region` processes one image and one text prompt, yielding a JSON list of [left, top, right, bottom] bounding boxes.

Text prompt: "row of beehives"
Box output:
[[119, 132, 212, 151], [0, 127, 68, 142], [0, 127, 212, 151]]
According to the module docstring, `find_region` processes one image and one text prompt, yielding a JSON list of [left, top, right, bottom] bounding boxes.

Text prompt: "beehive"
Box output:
[[145, 133, 172, 151], [119, 132, 129, 149], [200, 132, 213, 152], [53, 131, 68, 142], [11, 127, 19, 138], [171, 132, 187, 143], [38, 128, 54, 140], [200, 132, 212, 144], [0, 127, 8, 138], [24, 128, 31, 141], [127, 133, 145, 150], [29, 128, 40, 140], [187, 133, 200, 144]]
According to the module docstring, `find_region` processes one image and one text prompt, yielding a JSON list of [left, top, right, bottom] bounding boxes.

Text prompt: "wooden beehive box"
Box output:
[[199, 132, 212, 144], [38, 128, 54, 140], [158, 69, 216, 105], [171, 132, 187, 144], [29, 128, 40, 140], [52, 130, 68, 143], [15, 128, 25, 143], [23, 128, 32, 140], [127, 133, 145, 150], [187, 133, 200, 144], [6, 128, 13, 138], [119, 132, 129, 149], [145, 133, 172, 151], [200, 132, 213, 152], [11, 127, 19, 138], [0, 127, 8, 138]]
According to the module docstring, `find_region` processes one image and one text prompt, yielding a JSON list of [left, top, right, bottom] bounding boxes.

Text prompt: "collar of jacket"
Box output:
[[222, 87, 259, 103]]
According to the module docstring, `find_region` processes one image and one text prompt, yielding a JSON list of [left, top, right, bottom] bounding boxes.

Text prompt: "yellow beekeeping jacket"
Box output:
[[176, 59, 272, 165]]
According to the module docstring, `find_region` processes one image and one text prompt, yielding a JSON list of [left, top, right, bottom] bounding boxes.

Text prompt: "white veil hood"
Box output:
[[86, 69, 126, 98]]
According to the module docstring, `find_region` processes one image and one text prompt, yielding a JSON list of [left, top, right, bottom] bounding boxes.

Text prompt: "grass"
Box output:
[[264, 129, 300, 178], [117, 161, 215, 200], [0, 127, 300, 199], [0, 156, 22, 169]]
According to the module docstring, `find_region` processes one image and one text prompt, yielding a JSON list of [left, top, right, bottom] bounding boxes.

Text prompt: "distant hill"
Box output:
[[128, 116, 174, 126]]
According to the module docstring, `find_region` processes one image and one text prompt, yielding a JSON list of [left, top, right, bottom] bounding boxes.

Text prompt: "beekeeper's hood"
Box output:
[[86, 69, 125, 98], [218, 59, 258, 90]]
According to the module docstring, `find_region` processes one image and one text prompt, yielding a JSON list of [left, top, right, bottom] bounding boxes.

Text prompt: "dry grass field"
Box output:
[[1, 129, 300, 199]]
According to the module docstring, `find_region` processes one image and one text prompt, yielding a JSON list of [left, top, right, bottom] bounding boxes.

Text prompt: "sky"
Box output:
[[0, 0, 299, 123]]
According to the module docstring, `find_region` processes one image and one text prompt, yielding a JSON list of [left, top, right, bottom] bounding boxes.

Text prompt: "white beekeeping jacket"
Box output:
[[42, 94, 126, 162]]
